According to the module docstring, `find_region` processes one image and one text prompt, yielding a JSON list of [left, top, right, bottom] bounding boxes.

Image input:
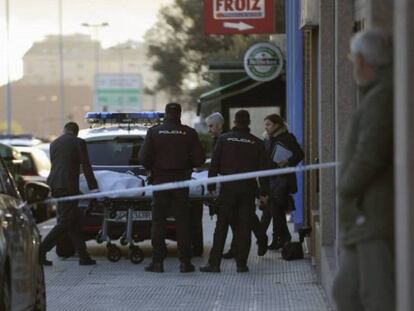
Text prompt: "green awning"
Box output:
[[198, 76, 264, 108], [199, 76, 250, 101]]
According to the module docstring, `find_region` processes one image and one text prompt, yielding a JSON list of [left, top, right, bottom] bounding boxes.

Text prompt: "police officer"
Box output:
[[139, 103, 205, 273], [200, 110, 268, 273], [206, 112, 268, 259], [40, 122, 98, 266]]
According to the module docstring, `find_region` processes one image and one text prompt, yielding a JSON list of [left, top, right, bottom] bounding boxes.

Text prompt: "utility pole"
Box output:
[[4, 0, 12, 134], [81, 22, 108, 111], [58, 0, 65, 128]]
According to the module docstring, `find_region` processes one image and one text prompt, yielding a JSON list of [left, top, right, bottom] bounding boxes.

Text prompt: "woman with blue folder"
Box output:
[[261, 114, 304, 250]]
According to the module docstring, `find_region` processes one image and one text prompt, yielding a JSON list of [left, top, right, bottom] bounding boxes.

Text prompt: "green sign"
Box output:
[[243, 42, 283, 82], [94, 74, 142, 111]]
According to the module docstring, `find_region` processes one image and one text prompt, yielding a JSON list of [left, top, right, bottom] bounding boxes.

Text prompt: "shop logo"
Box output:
[[213, 0, 265, 20], [243, 42, 283, 82]]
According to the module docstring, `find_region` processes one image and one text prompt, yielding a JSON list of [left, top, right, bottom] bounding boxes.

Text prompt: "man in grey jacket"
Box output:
[[332, 29, 394, 311]]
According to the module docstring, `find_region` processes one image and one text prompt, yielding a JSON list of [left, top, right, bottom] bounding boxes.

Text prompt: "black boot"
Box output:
[[79, 256, 97, 265], [40, 256, 53, 266], [222, 250, 234, 259], [39, 249, 53, 266], [268, 238, 281, 250], [145, 262, 164, 273], [237, 265, 249, 273], [180, 262, 195, 273], [200, 265, 221, 273]]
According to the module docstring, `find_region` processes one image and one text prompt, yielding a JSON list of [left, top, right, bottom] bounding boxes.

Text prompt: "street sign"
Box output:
[[94, 74, 142, 112], [243, 42, 283, 81], [205, 0, 275, 34]]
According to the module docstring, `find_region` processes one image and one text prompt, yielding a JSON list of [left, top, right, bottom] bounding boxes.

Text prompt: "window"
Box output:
[[87, 136, 144, 166]]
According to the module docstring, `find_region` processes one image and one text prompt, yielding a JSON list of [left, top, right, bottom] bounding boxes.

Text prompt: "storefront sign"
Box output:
[[243, 42, 283, 81]]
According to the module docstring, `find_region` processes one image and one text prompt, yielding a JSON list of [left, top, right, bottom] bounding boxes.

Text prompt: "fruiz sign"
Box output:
[[205, 0, 275, 34]]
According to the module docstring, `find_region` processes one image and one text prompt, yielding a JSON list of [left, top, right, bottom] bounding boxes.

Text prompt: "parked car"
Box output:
[[0, 156, 49, 310], [0, 134, 42, 148], [37, 143, 51, 160], [14, 146, 54, 223], [55, 112, 206, 260], [0, 143, 23, 181]]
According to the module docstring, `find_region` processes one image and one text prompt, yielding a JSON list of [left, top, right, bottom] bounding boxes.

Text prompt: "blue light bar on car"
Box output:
[[85, 112, 164, 124]]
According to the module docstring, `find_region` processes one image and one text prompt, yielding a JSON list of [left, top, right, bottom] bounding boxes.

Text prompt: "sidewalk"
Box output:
[[41, 210, 333, 311]]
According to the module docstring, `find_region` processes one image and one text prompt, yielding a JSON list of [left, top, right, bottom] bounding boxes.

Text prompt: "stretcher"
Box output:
[[92, 195, 213, 264], [79, 170, 214, 263]]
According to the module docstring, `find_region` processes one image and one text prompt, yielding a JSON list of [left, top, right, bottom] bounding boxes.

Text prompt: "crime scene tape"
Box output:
[[46, 162, 338, 204]]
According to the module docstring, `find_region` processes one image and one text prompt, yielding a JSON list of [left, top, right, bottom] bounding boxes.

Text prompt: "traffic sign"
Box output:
[[94, 74, 142, 112], [205, 0, 275, 34]]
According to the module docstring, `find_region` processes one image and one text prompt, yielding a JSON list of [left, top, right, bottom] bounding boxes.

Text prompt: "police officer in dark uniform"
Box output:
[[206, 113, 268, 259], [139, 103, 205, 273], [200, 110, 268, 273]]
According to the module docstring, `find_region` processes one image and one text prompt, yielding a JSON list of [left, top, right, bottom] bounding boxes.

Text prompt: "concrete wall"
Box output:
[[318, 0, 337, 302], [394, 1, 414, 309]]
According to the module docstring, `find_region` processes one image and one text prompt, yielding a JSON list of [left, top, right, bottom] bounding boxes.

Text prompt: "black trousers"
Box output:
[[208, 187, 256, 267], [40, 189, 89, 259], [151, 188, 191, 264], [261, 195, 292, 244], [228, 210, 267, 253]]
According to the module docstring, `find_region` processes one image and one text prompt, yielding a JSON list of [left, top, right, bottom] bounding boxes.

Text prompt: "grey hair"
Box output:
[[350, 28, 392, 66], [205, 112, 224, 125]]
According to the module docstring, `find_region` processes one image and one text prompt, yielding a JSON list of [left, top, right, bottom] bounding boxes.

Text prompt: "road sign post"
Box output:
[[205, 0, 275, 34]]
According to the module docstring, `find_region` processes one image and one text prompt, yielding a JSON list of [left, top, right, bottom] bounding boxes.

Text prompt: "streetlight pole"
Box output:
[[4, 0, 12, 134], [81, 22, 108, 110], [58, 0, 65, 129]]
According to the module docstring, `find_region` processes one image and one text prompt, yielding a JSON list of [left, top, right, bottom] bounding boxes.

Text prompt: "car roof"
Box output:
[[0, 138, 42, 147], [78, 125, 148, 141]]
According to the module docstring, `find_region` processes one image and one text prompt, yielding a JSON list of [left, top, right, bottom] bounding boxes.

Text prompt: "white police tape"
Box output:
[[47, 162, 338, 204]]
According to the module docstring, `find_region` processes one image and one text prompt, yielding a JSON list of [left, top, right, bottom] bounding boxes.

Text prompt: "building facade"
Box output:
[[284, 0, 414, 309], [0, 35, 171, 137]]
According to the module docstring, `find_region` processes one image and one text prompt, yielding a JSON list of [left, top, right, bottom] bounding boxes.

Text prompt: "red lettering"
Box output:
[[225, 0, 233, 11], [235, 0, 245, 11], [252, 0, 261, 11]]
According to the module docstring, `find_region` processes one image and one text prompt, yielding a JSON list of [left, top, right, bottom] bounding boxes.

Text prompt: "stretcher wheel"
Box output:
[[107, 245, 122, 262], [120, 236, 128, 246], [96, 233, 104, 244], [129, 246, 144, 264]]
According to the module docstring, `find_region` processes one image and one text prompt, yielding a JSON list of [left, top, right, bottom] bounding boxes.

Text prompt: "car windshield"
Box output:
[[87, 136, 144, 166]]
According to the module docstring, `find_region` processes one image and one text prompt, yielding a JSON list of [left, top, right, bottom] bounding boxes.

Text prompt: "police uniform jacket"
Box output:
[[139, 117, 205, 184], [47, 133, 98, 195], [208, 127, 268, 195]]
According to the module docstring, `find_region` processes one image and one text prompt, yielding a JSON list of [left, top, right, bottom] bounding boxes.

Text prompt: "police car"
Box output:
[[55, 112, 206, 261]]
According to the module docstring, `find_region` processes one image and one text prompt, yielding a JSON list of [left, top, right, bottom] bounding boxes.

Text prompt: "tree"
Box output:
[[145, 0, 268, 106]]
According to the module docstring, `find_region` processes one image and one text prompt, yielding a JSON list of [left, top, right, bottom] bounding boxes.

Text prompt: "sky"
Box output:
[[0, 0, 172, 85]]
